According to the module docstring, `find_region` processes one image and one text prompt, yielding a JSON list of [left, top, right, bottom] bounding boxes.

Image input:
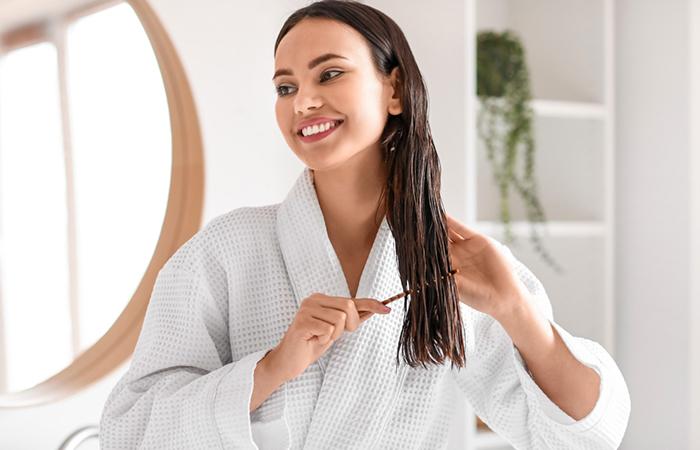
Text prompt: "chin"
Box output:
[[294, 148, 355, 173], [301, 157, 343, 173]]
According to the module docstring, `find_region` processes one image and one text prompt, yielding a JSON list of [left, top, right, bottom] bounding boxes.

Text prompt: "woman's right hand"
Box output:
[[266, 293, 391, 382]]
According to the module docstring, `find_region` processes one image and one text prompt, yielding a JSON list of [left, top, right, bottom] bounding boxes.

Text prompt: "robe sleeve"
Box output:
[[450, 240, 631, 450], [98, 225, 282, 449]]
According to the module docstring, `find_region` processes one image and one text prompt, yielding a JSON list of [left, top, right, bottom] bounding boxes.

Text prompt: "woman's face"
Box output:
[[273, 18, 401, 172]]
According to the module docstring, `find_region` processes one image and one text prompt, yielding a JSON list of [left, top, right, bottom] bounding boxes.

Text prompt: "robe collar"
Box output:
[[276, 166, 410, 449]]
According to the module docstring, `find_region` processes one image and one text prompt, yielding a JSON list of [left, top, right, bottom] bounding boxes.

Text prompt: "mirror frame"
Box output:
[[0, 0, 204, 407]]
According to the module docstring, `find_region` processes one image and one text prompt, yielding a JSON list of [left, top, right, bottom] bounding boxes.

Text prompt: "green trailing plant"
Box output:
[[476, 30, 563, 274]]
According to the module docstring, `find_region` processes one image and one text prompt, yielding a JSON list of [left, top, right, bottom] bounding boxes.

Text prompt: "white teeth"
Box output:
[[301, 120, 339, 137]]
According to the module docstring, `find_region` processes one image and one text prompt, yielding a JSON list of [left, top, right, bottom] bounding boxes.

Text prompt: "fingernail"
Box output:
[[382, 305, 391, 312]]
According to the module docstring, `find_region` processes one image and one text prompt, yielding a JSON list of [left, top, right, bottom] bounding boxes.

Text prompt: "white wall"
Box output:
[[689, 2, 700, 449], [0, 0, 470, 447], [615, 0, 699, 448]]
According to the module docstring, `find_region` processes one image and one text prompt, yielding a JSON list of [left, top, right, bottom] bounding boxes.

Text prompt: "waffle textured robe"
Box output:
[[99, 167, 631, 449]]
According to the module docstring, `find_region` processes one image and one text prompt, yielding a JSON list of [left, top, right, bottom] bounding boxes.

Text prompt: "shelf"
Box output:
[[476, 114, 606, 222], [468, 1, 613, 448], [530, 99, 607, 119], [474, 220, 606, 237], [476, 97, 608, 120]]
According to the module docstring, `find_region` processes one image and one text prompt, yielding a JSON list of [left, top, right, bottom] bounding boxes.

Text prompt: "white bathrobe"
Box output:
[[99, 167, 631, 449]]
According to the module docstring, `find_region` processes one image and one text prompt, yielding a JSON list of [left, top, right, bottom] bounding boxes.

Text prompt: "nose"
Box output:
[[294, 85, 323, 114]]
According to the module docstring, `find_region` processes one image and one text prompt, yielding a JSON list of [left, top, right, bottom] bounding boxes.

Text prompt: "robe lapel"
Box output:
[[276, 167, 410, 449]]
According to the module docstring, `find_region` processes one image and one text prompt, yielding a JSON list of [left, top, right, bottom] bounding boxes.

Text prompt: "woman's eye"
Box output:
[[320, 69, 343, 82], [275, 70, 343, 97], [276, 85, 293, 97]]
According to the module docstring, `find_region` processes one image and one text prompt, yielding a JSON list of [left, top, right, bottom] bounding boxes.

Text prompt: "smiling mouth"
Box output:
[[297, 119, 344, 136]]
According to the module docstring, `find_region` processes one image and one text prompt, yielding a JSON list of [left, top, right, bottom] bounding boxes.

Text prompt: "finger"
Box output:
[[318, 296, 361, 329], [331, 312, 345, 341], [448, 227, 464, 242], [305, 316, 335, 345], [354, 298, 391, 315], [309, 306, 346, 329], [326, 299, 361, 332], [342, 299, 362, 331], [446, 213, 477, 239], [381, 295, 404, 307], [306, 304, 346, 341]]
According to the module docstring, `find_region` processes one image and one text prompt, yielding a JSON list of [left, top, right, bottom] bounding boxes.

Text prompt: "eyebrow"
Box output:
[[272, 53, 349, 81]]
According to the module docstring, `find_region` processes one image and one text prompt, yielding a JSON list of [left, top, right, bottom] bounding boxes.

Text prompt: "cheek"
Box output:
[[345, 82, 389, 134], [347, 108, 387, 142], [275, 103, 295, 143], [274, 102, 285, 129]]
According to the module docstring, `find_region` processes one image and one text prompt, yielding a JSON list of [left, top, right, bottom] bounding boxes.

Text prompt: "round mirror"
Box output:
[[0, 0, 204, 407]]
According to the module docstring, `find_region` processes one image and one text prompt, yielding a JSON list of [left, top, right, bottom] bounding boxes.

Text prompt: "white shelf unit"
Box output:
[[463, 0, 615, 449]]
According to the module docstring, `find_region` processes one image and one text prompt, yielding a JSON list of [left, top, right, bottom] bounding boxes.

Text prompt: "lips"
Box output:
[[296, 119, 344, 136], [297, 119, 343, 143]]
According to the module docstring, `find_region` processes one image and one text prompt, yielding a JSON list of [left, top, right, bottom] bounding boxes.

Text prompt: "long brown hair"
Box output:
[[274, 0, 466, 369]]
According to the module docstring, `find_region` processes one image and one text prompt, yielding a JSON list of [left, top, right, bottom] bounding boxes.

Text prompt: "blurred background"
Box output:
[[0, 0, 698, 448]]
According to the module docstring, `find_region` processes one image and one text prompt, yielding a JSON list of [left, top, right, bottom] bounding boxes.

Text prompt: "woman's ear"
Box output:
[[387, 66, 403, 116]]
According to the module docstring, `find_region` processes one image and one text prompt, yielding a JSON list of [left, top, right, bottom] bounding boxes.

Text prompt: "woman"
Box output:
[[99, 1, 631, 449]]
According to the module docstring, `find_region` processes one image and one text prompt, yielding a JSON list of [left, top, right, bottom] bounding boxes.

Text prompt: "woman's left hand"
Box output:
[[445, 213, 530, 319]]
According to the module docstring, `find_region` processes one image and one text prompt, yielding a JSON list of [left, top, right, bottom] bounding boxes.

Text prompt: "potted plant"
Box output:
[[476, 30, 563, 273]]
